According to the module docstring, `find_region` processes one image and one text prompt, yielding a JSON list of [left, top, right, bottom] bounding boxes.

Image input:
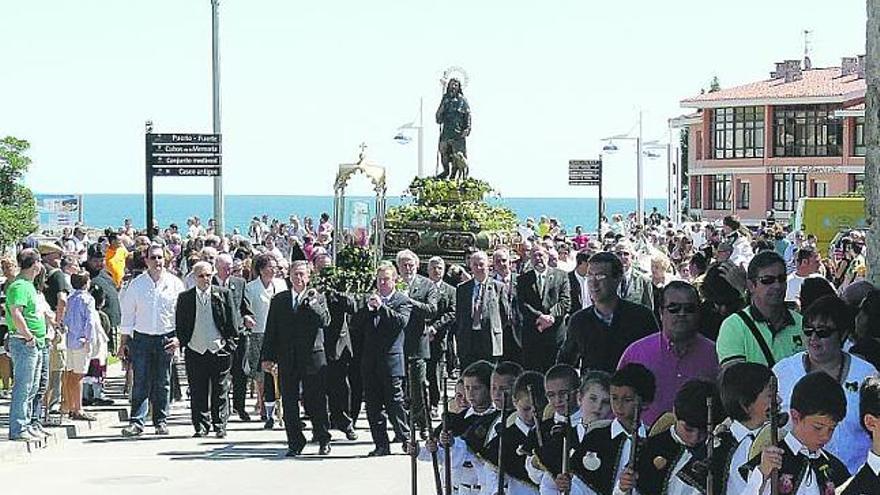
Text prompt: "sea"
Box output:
[[45, 194, 668, 234]]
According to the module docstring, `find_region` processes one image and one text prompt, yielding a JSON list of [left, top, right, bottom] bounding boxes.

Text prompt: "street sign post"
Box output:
[[569, 159, 603, 234], [145, 128, 223, 234]]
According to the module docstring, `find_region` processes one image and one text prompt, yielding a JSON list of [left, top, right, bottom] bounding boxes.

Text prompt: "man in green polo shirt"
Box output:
[[717, 251, 804, 368], [5, 248, 47, 441]]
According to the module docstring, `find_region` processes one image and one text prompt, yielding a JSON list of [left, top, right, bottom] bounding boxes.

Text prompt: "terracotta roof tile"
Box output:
[[681, 67, 865, 106]]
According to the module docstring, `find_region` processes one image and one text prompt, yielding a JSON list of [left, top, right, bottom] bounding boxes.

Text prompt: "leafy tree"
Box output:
[[0, 136, 38, 248]]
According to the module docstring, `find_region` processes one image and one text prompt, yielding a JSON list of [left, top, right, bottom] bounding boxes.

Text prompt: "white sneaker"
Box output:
[[27, 426, 48, 438], [11, 431, 39, 442]]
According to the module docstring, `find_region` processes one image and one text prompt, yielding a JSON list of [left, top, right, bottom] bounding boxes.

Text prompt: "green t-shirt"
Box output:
[[4, 278, 47, 345], [716, 305, 804, 367]]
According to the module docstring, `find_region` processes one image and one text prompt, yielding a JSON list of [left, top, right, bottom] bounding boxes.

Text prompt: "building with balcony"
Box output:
[[678, 56, 866, 224]]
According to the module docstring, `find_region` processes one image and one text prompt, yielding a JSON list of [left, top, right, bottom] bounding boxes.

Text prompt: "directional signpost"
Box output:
[[569, 159, 603, 235], [145, 126, 223, 234]]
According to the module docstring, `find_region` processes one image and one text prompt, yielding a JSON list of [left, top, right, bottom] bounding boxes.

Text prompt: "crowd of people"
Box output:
[[2, 209, 880, 494]]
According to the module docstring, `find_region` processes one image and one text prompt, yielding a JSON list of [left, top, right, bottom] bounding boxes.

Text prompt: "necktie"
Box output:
[[537, 272, 545, 294], [472, 282, 484, 329], [805, 454, 833, 490]]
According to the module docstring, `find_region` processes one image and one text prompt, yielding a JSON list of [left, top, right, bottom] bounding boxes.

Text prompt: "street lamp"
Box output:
[[601, 111, 665, 225], [395, 98, 425, 178]]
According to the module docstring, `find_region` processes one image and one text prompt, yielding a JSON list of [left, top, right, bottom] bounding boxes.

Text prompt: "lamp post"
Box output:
[[394, 98, 425, 178], [601, 111, 666, 225], [210, 0, 223, 234]]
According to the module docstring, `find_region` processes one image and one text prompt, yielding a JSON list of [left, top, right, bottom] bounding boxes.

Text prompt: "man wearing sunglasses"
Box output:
[[618, 280, 719, 425], [716, 251, 804, 369], [119, 244, 186, 437]]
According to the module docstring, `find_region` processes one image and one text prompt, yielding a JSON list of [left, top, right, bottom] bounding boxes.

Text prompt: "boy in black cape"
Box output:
[[557, 363, 655, 495], [524, 364, 582, 494], [740, 372, 850, 494], [621, 379, 721, 495]]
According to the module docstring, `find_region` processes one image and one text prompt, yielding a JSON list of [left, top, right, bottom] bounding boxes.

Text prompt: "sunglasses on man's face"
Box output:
[[149, 255, 164, 260], [753, 274, 786, 286], [663, 303, 698, 314], [802, 325, 837, 339]]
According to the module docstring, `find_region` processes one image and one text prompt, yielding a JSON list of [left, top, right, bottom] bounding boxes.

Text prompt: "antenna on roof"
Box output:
[[803, 29, 813, 69]]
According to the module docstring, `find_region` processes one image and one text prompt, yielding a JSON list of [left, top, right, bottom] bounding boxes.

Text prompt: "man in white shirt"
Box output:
[[785, 247, 827, 308], [118, 244, 185, 437]]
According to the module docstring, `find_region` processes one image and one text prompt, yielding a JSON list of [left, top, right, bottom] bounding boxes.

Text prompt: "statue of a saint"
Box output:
[[435, 78, 471, 180]]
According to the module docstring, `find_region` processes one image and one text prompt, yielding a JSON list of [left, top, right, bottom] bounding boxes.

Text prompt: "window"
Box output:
[[773, 105, 843, 156], [851, 173, 865, 193], [712, 107, 765, 159], [708, 175, 731, 210], [737, 181, 750, 209], [812, 181, 828, 198], [691, 176, 702, 209], [854, 117, 866, 157], [772, 173, 807, 211]]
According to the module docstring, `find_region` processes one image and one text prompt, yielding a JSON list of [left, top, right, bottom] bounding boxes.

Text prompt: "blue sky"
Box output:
[[1, 1, 867, 199]]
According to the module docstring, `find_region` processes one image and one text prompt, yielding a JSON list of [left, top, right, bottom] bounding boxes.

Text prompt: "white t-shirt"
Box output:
[[773, 351, 877, 473], [784, 272, 826, 304]]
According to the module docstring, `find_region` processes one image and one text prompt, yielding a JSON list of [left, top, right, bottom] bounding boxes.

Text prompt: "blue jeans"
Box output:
[[128, 332, 173, 428], [30, 345, 49, 426], [8, 338, 40, 438]]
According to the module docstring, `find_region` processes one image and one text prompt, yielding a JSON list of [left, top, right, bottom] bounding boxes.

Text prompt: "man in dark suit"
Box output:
[[425, 256, 456, 415], [492, 247, 520, 363], [214, 253, 255, 421], [396, 249, 439, 439], [175, 261, 239, 438], [353, 262, 413, 457], [516, 245, 571, 373], [261, 260, 332, 457], [568, 251, 592, 316], [313, 252, 358, 440], [456, 250, 510, 369]]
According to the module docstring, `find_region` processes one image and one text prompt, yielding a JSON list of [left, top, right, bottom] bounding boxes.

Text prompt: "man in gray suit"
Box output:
[[517, 245, 571, 373], [397, 249, 439, 440], [456, 251, 510, 369]]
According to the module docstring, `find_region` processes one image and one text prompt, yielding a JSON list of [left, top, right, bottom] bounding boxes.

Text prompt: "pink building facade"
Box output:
[[679, 58, 867, 225]]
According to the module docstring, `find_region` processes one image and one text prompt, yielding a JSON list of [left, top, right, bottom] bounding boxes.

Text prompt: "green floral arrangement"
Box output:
[[406, 177, 493, 205], [386, 177, 517, 232], [313, 244, 376, 294], [385, 202, 517, 231]]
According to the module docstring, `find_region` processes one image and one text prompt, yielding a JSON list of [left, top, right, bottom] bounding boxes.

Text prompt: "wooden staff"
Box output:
[[561, 392, 572, 495], [528, 385, 544, 448], [497, 391, 508, 495], [422, 382, 442, 495], [769, 376, 779, 495], [706, 396, 715, 495], [626, 397, 641, 495], [273, 366, 283, 427], [441, 351, 452, 495], [409, 361, 418, 495]]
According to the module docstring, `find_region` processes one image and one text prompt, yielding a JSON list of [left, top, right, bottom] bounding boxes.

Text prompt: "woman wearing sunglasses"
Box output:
[[772, 294, 878, 474]]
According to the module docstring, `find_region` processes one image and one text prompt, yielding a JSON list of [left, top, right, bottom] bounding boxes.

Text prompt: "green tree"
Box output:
[[0, 136, 37, 247]]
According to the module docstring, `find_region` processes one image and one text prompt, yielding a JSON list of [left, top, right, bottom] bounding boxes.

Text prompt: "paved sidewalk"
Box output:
[[0, 362, 130, 462]]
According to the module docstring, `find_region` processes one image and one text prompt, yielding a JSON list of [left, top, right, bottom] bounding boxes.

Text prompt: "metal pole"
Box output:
[[636, 110, 644, 225], [676, 144, 682, 223], [667, 124, 674, 222], [211, 0, 224, 235], [598, 156, 604, 238], [418, 97, 425, 178], [145, 121, 154, 235]]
